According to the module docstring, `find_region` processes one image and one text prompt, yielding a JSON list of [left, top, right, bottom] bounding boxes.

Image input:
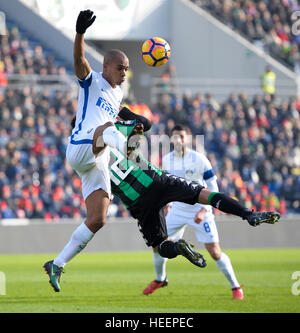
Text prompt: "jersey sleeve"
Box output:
[[77, 70, 93, 88], [205, 177, 219, 192], [201, 154, 217, 182]]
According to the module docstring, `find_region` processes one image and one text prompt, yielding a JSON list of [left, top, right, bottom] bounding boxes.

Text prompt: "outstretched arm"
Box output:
[[74, 33, 91, 80], [74, 10, 96, 79]]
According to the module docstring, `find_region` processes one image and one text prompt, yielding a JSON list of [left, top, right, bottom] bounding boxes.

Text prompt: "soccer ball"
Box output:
[[141, 37, 171, 67]]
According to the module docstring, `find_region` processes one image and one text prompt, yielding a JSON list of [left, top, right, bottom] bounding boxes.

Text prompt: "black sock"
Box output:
[[158, 240, 178, 259], [208, 192, 251, 219]]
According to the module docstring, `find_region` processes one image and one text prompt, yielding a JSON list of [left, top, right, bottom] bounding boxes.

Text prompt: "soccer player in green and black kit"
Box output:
[[109, 121, 280, 264], [44, 111, 280, 293]]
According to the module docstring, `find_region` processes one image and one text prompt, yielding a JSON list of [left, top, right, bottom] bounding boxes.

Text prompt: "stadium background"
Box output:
[[0, 0, 299, 314]]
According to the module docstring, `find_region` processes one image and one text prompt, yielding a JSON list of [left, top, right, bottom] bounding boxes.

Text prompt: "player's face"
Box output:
[[171, 130, 187, 153], [103, 56, 129, 88]]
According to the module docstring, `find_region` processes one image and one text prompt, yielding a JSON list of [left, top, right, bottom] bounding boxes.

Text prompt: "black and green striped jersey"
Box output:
[[109, 148, 162, 209]]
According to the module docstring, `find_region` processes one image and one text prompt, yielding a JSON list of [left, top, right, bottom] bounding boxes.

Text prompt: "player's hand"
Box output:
[[194, 209, 206, 224], [76, 10, 96, 34]]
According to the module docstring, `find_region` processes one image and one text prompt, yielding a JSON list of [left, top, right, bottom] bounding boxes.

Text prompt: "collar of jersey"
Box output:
[[100, 72, 119, 91]]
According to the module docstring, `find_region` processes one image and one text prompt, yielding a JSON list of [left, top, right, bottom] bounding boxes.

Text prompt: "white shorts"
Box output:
[[66, 128, 111, 200], [166, 207, 219, 244]]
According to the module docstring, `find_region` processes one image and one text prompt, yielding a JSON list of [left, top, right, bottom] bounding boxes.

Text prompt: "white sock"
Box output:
[[102, 125, 127, 153], [153, 252, 167, 282], [53, 222, 94, 268], [216, 252, 240, 289]]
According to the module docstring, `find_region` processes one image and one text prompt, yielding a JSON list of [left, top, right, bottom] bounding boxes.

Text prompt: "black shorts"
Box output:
[[129, 172, 204, 247]]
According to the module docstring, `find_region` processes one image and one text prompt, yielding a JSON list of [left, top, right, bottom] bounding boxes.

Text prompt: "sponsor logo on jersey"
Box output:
[[96, 96, 118, 119]]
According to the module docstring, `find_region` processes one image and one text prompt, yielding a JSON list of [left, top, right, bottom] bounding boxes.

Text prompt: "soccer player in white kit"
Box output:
[[43, 10, 144, 292], [143, 125, 244, 300]]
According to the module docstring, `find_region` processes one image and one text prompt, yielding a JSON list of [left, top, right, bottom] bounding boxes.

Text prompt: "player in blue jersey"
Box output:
[[43, 10, 148, 292]]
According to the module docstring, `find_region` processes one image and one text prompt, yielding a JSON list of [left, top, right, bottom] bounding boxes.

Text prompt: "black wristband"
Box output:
[[119, 106, 152, 132]]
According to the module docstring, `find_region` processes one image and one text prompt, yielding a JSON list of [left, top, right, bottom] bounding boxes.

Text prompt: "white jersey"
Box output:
[[66, 70, 123, 200], [162, 148, 218, 216], [69, 70, 123, 144]]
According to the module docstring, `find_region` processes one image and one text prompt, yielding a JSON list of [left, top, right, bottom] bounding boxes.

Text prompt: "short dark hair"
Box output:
[[104, 49, 127, 64], [171, 124, 191, 134]]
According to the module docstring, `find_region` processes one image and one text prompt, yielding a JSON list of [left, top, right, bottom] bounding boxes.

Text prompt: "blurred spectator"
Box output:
[[192, 0, 300, 71], [153, 87, 300, 215], [261, 65, 276, 96], [0, 16, 299, 221], [0, 23, 70, 77], [0, 61, 7, 86], [0, 201, 16, 218]]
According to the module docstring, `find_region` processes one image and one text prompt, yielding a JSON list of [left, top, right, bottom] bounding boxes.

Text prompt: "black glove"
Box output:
[[76, 10, 96, 34]]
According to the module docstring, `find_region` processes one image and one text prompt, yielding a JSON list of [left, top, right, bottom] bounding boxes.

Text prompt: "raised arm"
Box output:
[[74, 10, 96, 80]]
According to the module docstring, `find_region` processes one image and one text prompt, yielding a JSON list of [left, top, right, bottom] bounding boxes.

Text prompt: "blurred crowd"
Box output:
[[0, 87, 85, 220], [1, 82, 300, 219], [192, 0, 300, 72], [0, 23, 68, 81], [1, 19, 300, 221], [152, 80, 300, 215]]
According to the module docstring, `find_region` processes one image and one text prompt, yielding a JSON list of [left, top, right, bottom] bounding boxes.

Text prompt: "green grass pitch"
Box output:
[[0, 248, 299, 313]]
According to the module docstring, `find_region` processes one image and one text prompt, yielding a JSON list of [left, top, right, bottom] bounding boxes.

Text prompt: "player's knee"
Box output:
[[94, 215, 106, 229], [103, 121, 114, 129], [86, 215, 106, 232], [206, 243, 222, 260], [93, 122, 115, 154], [94, 122, 115, 140], [210, 248, 221, 261]]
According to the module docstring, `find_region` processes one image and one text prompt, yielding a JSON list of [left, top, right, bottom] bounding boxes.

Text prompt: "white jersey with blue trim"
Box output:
[[70, 70, 123, 144], [162, 148, 218, 215]]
